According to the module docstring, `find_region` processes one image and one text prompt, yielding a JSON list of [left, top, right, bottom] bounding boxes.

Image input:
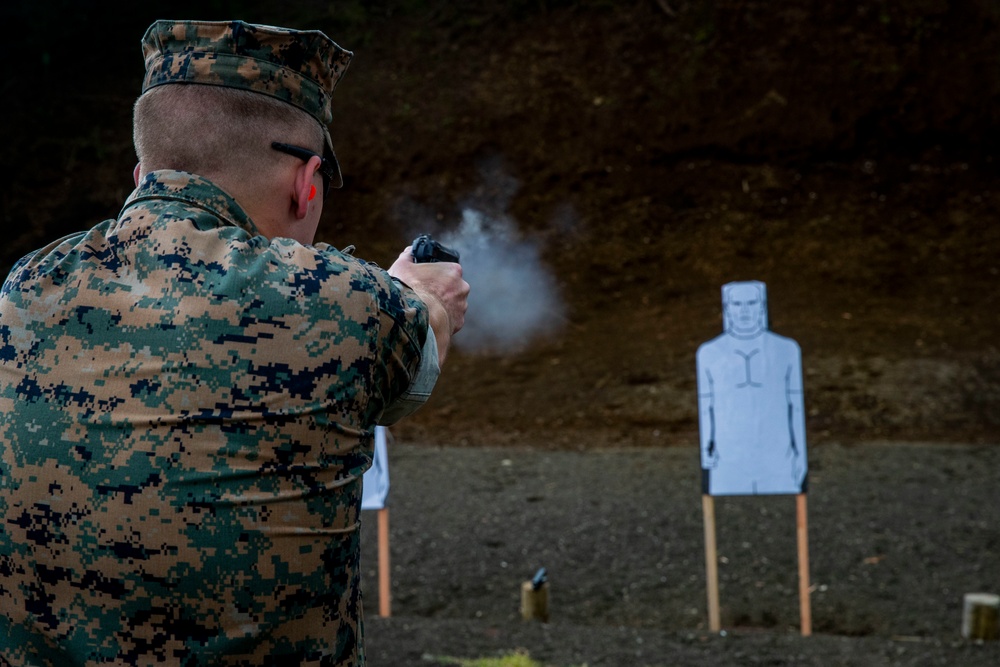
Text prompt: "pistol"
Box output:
[[411, 234, 460, 264]]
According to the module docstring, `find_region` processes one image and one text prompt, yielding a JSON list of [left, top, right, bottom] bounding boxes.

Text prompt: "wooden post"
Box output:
[[702, 494, 721, 633], [962, 593, 1000, 640], [377, 507, 391, 617], [521, 580, 550, 622], [796, 493, 812, 636]]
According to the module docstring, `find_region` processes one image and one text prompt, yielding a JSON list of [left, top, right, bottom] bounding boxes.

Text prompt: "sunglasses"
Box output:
[[271, 141, 337, 197]]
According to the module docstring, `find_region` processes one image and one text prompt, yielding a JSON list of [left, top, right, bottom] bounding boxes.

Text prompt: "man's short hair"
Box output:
[[133, 84, 323, 182], [137, 20, 352, 187]]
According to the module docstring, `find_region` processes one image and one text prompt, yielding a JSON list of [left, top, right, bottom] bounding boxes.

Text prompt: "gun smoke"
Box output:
[[440, 207, 565, 354], [395, 156, 567, 354]]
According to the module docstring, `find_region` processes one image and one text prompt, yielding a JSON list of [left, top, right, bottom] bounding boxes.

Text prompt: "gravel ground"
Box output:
[[360, 441, 1000, 666]]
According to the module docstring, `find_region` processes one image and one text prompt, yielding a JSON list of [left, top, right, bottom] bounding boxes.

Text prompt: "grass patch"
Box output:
[[429, 648, 587, 667]]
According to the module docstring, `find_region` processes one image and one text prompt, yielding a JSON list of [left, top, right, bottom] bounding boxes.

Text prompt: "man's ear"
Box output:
[[293, 155, 324, 220], [133, 163, 141, 187]]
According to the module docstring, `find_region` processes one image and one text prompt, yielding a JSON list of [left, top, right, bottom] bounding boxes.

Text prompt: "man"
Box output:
[[0, 19, 468, 665], [696, 281, 807, 495]]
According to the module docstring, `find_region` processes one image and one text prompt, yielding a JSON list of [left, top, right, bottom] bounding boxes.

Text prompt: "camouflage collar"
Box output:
[[121, 170, 260, 236]]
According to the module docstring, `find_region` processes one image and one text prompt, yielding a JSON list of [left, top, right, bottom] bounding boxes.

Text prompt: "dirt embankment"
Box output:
[[6, 1, 997, 447]]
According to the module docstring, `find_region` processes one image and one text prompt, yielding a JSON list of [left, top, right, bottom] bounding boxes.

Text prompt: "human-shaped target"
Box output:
[[361, 426, 390, 510], [696, 281, 807, 495]]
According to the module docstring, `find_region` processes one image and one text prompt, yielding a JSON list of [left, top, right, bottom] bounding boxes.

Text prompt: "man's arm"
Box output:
[[387, 247, 469, 365], [376, 320, 439, 426]]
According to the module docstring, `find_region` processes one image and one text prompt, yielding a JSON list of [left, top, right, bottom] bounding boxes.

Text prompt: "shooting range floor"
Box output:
[[361, 441, 1000, 666]]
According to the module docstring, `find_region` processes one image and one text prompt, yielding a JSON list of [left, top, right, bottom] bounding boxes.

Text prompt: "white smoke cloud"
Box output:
[[440, 207, 566, 354], [392, 155, 567, 354]]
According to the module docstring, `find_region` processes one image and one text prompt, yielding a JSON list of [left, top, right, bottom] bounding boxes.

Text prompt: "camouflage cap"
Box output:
[[141, 20, 353, 187]]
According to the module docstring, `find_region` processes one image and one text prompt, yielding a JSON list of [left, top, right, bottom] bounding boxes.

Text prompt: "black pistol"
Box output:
[[411, 234, 460, 264]]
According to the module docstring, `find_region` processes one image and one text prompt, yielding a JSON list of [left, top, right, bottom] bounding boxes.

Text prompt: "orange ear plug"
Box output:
[[308, 185, 317, 201]]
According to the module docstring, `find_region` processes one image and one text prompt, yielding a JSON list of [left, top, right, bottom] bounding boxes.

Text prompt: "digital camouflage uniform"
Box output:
[[0, 21, 432, 666]]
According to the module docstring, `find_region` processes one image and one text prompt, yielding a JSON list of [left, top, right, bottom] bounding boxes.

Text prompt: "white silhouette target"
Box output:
[[361, 426, 390, 510], [696, 281, 807, 496]]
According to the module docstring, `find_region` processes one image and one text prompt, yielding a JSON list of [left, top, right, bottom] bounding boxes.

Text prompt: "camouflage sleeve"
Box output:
[[377, 320, 439, 425], [352, 261, 433, 425]]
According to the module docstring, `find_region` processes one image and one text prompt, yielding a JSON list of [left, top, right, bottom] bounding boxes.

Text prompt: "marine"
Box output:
[[0, 19, 469, 665]]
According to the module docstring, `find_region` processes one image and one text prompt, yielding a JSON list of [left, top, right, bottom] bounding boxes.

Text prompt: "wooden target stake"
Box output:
[[702, 494, 721, 632], [378, 507, 391, 617], [702, 493, 812, 636], [796, 493, 812, 636]]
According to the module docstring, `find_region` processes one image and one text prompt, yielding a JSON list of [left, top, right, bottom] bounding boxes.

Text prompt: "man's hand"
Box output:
[[388, 247, 469, 364]]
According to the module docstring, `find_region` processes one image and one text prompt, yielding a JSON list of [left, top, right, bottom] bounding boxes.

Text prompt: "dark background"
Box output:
[[1, 1, 998, 448]]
